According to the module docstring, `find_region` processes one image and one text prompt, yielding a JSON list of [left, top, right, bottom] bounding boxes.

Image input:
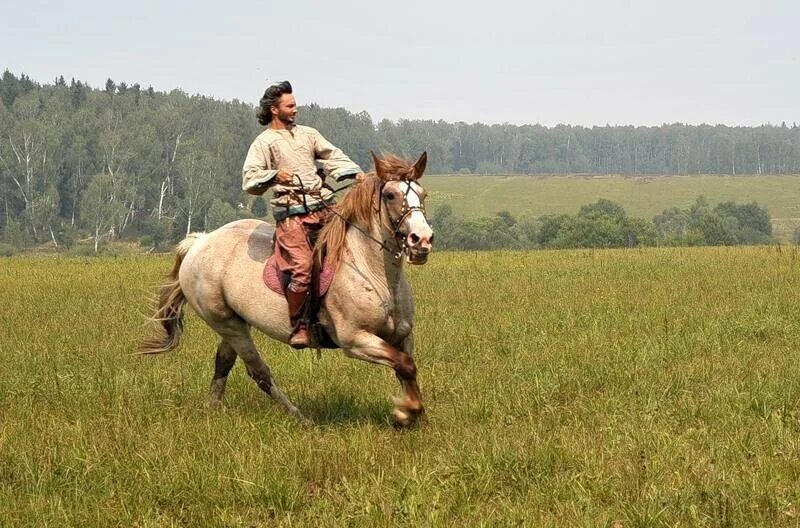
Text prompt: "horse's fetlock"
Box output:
[[407, 400, 424, 413]]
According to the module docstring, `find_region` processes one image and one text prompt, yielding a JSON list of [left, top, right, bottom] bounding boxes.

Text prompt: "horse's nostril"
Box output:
[[409, 233, 420, 244], [429, 233, 434, 244]]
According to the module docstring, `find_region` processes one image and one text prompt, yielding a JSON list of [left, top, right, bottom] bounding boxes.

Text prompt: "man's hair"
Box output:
[[256, 81, 293, 126]]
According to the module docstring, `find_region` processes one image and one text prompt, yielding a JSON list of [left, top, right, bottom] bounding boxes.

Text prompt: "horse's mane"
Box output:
[[315, 155, 417, 267]]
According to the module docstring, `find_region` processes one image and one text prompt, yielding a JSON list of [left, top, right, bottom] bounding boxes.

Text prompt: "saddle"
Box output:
[[262, 230, 339, 349]]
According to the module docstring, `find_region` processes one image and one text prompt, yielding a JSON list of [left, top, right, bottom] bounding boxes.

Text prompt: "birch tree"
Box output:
[[0, 92, 56, 240], [177, 145, 217, 236], [79, 173, 125, 253]]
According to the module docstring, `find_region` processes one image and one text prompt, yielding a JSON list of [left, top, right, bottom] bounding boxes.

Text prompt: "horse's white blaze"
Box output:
[[401, 182, 432, 240]]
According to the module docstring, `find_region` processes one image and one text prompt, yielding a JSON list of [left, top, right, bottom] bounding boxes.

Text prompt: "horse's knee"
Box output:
[[395, 353, 417, 381]]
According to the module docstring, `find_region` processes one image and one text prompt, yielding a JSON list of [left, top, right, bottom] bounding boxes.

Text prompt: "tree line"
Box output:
[[430, 198, 774, 250], [1, 71, 798, 253]]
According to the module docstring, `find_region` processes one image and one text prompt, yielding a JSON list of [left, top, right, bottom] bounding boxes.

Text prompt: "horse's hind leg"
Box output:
[[225, 333, 307, 422], [209, 340, 237, 406]]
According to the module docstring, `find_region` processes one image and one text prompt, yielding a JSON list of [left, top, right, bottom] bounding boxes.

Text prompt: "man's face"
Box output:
[[272, 94, 297, 125]]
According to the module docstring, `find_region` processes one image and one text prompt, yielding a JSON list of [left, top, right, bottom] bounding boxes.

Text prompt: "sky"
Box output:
[[1, 0, 797, 127]]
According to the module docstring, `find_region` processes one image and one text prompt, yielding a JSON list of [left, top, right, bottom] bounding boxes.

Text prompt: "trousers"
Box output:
[[274, 209, 332, 292]]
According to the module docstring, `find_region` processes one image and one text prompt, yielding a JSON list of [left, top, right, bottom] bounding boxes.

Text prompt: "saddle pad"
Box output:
[[263, 253, 335, 296]]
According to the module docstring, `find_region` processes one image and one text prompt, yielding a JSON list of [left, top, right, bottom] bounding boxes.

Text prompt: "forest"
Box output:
[[1, 71, 798, 252]]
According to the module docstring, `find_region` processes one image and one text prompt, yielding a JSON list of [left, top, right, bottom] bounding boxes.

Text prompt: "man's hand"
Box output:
[[355, 172, 367, 182], [275, 171, 294, 185]]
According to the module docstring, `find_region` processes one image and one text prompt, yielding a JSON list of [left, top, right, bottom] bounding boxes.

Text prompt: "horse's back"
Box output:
[[182, 219, 273, 272], [179, 219, 283, 329], [212, 218, 274, 259]]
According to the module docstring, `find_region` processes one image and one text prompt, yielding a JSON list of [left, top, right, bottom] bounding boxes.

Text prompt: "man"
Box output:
[[242, 81, 364, 348]]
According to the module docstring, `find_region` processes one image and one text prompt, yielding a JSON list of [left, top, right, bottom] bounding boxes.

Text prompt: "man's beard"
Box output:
[[277, 111, 295, 126]]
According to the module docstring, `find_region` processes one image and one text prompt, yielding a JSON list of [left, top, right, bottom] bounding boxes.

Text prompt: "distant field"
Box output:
[[2, 248, 800, 526], [424, 174, 800, 241]]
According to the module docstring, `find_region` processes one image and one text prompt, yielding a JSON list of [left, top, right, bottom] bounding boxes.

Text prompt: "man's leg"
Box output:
[[285, 287, 309, 348], [275, 215, 314, 348]]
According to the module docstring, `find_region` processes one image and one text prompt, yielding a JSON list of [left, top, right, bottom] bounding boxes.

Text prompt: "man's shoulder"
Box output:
[[295, 125, 320, 136]]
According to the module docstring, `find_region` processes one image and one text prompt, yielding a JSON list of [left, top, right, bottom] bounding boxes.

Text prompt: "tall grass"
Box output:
[[1, 247, 799, 526]]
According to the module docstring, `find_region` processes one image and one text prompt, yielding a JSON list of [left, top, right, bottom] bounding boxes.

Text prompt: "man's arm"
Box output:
[[311, 129, 364, 182], [242, 138, 280, 195]]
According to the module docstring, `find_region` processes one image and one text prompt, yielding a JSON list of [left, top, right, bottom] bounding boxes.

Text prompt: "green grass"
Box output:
[[2, 248, 800, 526], [424, 174, 800, 241]]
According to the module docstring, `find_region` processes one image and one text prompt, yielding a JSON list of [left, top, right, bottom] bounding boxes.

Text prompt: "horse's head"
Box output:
[[372, 152, 434, 265]]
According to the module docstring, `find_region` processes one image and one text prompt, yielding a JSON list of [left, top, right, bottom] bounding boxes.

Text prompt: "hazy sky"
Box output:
[[2, 0, 797, 126]]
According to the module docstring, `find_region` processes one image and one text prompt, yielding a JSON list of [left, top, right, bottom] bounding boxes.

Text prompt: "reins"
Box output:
[[323, 198, 403, 260], [286, 174, 425, 263]]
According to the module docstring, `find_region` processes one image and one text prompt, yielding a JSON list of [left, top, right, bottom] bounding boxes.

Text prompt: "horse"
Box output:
[[139, 152, 434, 427]]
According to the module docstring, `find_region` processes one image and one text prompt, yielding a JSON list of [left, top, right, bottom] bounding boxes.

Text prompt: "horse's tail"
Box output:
[[138, 233, 205, 355]]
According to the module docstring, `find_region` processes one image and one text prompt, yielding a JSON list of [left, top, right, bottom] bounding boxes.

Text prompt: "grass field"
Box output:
[[2, 248, 800, 526], [424, 174, 800, 242]]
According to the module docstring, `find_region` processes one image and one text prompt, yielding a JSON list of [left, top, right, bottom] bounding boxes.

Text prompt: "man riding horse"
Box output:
[[242, 81, 365, 348]]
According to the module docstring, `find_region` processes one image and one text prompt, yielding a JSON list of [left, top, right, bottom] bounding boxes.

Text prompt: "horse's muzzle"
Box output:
[[405, 230, 432, 264], [406, 247, 431, 265]]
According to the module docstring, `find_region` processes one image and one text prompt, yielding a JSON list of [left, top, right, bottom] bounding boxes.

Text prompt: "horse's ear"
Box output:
[[371, 151, 384, 179], [413, 151, 427, 180]]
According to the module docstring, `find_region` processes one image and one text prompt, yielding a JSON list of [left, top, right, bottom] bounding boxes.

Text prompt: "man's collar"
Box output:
[[270, 124, 296, 136], [270, 122, 295, 131]]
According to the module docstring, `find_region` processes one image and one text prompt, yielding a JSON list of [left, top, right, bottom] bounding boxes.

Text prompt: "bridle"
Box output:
[[322, 177, 428, 264], [378, 179, 427, 261]]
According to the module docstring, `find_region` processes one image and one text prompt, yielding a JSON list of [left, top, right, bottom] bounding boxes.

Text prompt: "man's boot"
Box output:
[[286, 289, 310, 349]]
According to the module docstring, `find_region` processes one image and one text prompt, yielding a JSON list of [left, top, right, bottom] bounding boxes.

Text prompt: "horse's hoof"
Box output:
[[391, 408, 414, 428], [392, 409, 411, 427], [286, 407, 312, 426]]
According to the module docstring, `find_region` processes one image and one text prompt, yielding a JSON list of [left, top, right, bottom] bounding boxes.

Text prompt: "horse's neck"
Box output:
[[345, 217, 403, 291]]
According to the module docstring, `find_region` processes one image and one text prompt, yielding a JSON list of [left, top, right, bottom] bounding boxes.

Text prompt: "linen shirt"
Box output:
[[241, 125, 361, 215]]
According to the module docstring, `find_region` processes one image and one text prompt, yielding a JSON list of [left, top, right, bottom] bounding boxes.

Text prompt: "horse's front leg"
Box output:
[[341, 330, 423, 427], [395, 332, 424, 424]]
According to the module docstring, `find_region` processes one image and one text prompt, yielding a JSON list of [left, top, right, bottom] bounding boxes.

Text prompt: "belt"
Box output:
[[272, 196, 335, 222]]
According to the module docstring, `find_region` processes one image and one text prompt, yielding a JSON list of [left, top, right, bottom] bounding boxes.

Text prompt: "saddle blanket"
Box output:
[[262, 253, 335, 296]]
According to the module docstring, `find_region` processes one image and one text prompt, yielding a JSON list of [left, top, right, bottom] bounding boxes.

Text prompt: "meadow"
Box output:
[[2, 247, 800, 526], [424, 174, 800, 242]]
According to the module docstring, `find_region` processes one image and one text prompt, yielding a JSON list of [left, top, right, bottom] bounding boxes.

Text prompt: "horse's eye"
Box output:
[[384, 192, 395, 201]]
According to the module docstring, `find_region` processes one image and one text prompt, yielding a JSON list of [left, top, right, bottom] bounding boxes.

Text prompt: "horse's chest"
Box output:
[[325, 270, 413, 345], [377, 298, 412, 344]]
